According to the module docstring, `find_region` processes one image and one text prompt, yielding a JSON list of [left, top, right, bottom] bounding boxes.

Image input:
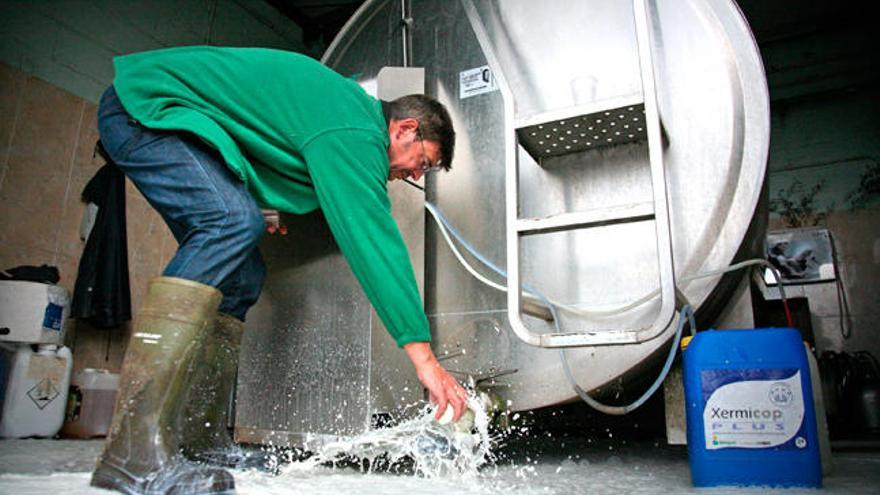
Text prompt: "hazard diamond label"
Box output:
[[27, 379, 60, 410]]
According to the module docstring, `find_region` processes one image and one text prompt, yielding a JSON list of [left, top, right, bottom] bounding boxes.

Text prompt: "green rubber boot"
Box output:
[[90, 277, 235, 495], [179, 313, 275, 471]]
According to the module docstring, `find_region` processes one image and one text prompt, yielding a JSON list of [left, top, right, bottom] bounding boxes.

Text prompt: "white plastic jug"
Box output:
[[62, 368, 119, 438], [0, 343, 73, 438]]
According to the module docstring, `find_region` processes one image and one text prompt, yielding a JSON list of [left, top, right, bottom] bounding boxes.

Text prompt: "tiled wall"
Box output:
[[0, 63, 176, 373], [1, 0, 306, 375]]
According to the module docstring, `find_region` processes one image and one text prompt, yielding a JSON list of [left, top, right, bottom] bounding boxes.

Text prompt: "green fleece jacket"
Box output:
[[113, 46, 428, 346]]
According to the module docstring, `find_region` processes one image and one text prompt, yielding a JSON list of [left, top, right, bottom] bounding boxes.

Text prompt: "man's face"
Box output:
[[387, 119, 442, 182]]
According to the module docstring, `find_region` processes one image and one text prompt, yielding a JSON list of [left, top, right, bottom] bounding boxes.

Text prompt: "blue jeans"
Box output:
[[97, 86, 265, 321]]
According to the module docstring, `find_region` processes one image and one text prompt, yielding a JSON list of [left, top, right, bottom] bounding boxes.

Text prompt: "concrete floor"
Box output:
[[1, 438, 879, 494]]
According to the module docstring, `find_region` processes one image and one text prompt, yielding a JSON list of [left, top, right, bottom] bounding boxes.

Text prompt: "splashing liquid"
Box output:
[[272, 396, 495, 479]]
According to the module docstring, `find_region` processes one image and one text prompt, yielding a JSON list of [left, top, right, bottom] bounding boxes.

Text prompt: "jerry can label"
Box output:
[[26, 355, 66, 410], [42, 303, 63, 331], [701, 369, 806, 450]]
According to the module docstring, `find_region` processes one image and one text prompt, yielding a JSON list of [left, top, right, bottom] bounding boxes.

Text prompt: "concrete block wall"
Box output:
[[752, 6, 880, 360], [765, 85, 880, 359], [768, 87, 880, 215]]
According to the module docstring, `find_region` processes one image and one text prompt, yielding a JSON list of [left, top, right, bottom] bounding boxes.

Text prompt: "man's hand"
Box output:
[[262, 209, 287, 235], [404, 342, 468, 422]]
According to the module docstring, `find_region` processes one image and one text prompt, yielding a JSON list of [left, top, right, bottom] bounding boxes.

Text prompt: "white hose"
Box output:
[[426, 202, 787, 317], [424, 201, 789, 414]]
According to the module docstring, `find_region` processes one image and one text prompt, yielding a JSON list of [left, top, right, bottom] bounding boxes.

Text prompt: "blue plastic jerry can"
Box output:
[[682, 327, 822, 488]]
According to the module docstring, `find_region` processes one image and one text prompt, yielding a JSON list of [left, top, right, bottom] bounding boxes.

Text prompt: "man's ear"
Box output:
[[395, 118, 419, 138]]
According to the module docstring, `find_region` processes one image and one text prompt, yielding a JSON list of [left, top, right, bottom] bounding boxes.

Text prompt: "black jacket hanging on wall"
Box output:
[[71, 143, 132, 328]]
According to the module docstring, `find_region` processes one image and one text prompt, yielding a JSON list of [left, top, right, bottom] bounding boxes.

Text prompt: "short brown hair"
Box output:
[[388, 95, 455, 171]]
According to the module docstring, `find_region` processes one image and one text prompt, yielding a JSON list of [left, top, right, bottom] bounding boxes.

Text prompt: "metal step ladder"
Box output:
[[461, 0, 677, 347]]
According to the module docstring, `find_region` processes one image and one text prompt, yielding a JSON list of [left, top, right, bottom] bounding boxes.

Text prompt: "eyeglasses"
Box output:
[[416, 128, 442, 174]]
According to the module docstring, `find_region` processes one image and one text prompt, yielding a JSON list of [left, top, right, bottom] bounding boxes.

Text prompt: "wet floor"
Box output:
[[1, 436, 879, 494], [1, 396, 878, 494]]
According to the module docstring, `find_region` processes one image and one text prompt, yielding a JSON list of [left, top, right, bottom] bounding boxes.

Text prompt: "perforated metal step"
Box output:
[[516, 98, 647, 160]]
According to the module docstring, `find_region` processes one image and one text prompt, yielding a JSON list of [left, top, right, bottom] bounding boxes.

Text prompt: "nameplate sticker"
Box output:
[[460, 65, 498, 99]]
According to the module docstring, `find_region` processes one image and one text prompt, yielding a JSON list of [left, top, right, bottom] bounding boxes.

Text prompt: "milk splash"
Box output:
[[275, 395, 496, 479]]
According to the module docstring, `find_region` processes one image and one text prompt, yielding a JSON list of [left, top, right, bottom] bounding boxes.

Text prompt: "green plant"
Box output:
[[769, 179, 832, 228], [846, 161, 880, 209]]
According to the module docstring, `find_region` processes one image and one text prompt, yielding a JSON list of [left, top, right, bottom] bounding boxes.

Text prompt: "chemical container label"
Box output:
[[42, 303, 63, 331], [26, 355, 65, 410], [27, 378, 60, 410], [701, 369, 806, 450]]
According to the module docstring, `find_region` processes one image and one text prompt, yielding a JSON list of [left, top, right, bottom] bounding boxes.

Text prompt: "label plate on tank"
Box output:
[[459, 65, 497, 99], [701, 369, 806, 450]]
